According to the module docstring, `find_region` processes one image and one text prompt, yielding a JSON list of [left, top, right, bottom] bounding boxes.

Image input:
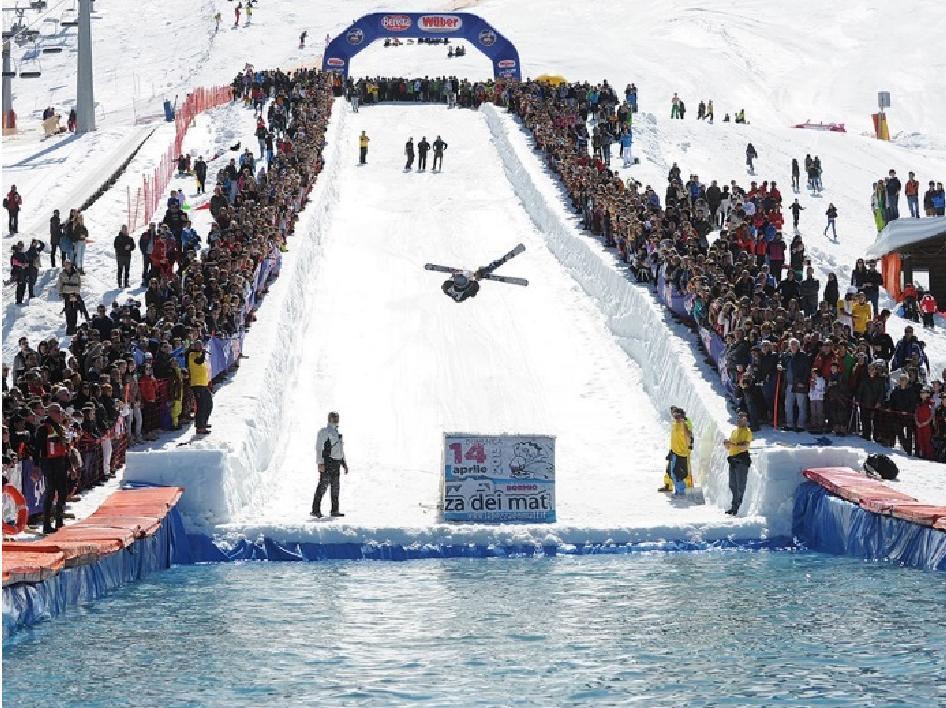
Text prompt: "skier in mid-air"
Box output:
[[426, 244, 529, 303]]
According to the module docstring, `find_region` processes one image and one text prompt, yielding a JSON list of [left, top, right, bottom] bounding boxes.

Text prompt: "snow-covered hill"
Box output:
[[3, 1, 945, 537]]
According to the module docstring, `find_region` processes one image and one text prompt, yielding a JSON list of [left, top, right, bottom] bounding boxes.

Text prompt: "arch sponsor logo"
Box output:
[[346, 28, 364, 45], [478, 29, 497, 46], [326, 57, 345, 68], [419, 15, 462, 32], [497, 59, 516, 69], [381, 14, 412, 32]]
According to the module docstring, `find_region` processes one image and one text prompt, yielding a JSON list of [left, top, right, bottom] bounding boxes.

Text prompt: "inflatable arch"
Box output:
[[322, 12, 521, 81]]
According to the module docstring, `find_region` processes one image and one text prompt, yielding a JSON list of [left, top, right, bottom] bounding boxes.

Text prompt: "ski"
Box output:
[[481, 274, 529, 286], [424, 264, 465, 275], [479, 243, 525, 276]]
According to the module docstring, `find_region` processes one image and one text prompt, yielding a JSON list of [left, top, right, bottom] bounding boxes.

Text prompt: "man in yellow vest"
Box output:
[[187, 339, 213, 434], [662, 406, 693, 495], [723, 413, 753, 515], [358, 130, 370, 165]]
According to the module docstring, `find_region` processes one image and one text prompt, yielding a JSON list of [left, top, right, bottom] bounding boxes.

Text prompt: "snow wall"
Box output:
[[481, 104, 870, 536], [123, 102, 350, 529]]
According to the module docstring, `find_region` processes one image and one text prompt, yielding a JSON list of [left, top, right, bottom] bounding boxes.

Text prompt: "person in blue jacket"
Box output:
[[619, 130, 633, 167]]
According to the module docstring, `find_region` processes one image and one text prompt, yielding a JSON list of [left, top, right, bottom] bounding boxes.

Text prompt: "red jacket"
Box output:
[[5, 189, 21, 212], [920, 294, 937, 314]]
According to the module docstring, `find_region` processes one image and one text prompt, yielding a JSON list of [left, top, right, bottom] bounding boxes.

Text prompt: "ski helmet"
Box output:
[[454, 273, 469, 289]]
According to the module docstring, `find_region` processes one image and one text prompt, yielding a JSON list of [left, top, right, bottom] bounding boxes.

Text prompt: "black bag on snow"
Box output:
[[864, 453, 899, 481]]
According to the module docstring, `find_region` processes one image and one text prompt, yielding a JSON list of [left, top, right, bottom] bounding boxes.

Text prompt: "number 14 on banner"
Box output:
[[448, 442, 485, 464]]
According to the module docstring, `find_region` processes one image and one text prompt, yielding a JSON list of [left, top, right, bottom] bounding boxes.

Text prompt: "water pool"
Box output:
[[4, 552, 946, 706]]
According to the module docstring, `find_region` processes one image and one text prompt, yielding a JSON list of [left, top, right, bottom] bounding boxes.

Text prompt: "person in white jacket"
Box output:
[[312, 411, 349, 518]]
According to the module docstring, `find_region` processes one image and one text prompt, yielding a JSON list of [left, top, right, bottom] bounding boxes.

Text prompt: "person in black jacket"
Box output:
[[49, 209, 62, 266], [114, 224, 135, 288], [404, 137, 415, 170], [778, 338, 812, 431], [888, 373, 919, 454], [34, 404, 72, 534], [417, 136, 430, 171], [194, 156, 208, 195], [856, 364, 886, 441]]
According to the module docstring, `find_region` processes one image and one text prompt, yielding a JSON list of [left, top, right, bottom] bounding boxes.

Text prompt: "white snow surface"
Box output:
[[4, 0, 946, 547]]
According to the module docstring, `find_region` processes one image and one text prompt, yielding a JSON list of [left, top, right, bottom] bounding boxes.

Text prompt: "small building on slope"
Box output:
[[865, 216, 946, 304]]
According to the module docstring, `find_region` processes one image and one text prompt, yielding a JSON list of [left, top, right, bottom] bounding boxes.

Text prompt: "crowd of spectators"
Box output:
[[342, 74, 502, 109], [3, 67, 336, 532], [504, 79, 946, 462]]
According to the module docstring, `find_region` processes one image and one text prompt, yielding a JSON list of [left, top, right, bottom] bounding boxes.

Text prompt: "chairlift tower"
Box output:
[[75, 0, 93, 131]]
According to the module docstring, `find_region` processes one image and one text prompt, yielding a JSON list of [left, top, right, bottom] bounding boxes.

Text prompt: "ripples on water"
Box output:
[[4, 552, 946, 706]]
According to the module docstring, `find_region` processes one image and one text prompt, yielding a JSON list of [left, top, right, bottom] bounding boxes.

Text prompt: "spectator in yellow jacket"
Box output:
[[723, 413, 753, 514], [851, 292, 873, 336], [187, 339, 213, 434], [662, 406, 693, 495]]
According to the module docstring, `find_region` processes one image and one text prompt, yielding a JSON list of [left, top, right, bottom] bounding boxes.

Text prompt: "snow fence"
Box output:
[[123, 101, 351, 529], [481, 104, 870, 535]]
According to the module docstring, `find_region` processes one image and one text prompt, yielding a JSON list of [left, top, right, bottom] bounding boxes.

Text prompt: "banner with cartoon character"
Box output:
[[441, 433, 555, 523]]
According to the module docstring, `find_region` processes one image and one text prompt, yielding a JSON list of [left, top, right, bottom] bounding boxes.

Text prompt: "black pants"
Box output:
[[895, 416, 914, 455], [8, 209, 19, 234], [141, 252, 151, 283], [15, 275, 28, 304], [313, 462, 341, 514], [117, 256, 131, 286], [418, 153, 427, 170], [193, 385, 213, 429], [861, 407, 876, 440], [64, 299, 79, 335], [42, 458, 70, 531], [728, 460, 749, 512], [51, 242, 59, 266], [405, 154, 414, 169], [196, 175, 206, 194], [433, 153, 443, 170], [359, 146, 367, 164]]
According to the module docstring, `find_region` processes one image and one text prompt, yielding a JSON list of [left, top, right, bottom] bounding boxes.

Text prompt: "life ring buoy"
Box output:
[[3, 484, 29, 536]]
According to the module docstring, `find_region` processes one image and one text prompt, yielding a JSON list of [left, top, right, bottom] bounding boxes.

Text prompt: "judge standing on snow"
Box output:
[[432, 135, 448, 171], [313, 411, 349, 518], [358, 130, 370, 165]]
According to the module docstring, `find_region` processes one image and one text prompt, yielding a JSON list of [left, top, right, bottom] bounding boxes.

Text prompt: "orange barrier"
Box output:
[[804, 467, 946, 529], [2, 544, 65, 586], [2, 486, 185, 588]]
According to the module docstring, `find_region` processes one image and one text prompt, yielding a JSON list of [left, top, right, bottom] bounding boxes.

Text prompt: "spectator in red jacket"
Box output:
[[4, 185, 22, 234]]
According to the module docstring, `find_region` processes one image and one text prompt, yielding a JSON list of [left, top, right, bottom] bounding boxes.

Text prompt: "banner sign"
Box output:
[[441, 433, 555, 523]]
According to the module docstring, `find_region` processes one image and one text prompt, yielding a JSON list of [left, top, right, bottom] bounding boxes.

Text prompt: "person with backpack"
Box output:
[[4, 185, 22, 234], [823, 203, 838, 241], [746, 143, 758, 174]]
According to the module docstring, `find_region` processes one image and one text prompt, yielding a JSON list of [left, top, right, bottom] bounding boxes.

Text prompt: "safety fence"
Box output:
[[127, 85, 233, 232]]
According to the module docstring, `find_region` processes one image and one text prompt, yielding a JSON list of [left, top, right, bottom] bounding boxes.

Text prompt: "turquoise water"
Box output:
[[4, 552, 946, 706]]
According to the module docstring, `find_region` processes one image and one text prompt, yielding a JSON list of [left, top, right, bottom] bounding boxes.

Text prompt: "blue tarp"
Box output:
[[2, 505, 183, 638], [179, 534, 795, 564], [793, 481, 946, 571]]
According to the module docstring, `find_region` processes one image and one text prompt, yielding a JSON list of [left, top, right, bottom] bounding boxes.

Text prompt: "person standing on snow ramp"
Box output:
[[358, 131, 370, 165], [661, 406, 693, 495], [432, 136, 448, 171], [313, 411, 349, 518], [417, 136, 431, 171]]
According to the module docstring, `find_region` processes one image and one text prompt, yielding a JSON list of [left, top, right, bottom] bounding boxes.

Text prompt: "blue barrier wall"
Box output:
[[2, 506, 185, 639], [793, 481, 946, 571]]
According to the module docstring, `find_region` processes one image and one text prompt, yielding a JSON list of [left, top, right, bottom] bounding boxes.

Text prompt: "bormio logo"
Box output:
[[497, 59, 516, 69], [382, 14, 412, 31], [326, 57, 345, 67], [419, 15, 462, 31]]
